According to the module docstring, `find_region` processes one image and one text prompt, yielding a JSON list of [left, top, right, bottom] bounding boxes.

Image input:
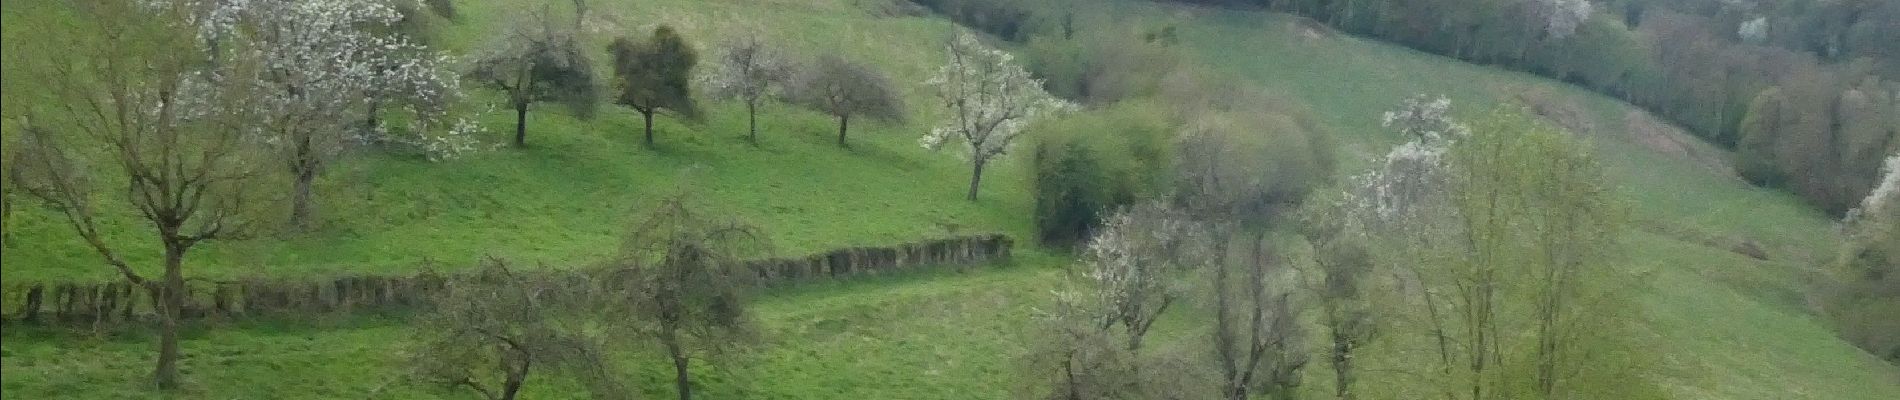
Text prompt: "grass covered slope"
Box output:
[[0, 261, 1065, 399], [4, 0, 1898, 398], [2, 0, 1029, 282]]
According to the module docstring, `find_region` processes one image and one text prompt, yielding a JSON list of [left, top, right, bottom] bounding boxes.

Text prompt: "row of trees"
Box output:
[[1027, 93, 1653, 399], [465, 3, 909, 149]]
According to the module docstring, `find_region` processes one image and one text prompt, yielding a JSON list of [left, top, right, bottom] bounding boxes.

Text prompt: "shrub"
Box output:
[[1030, 102, 1176, 247]]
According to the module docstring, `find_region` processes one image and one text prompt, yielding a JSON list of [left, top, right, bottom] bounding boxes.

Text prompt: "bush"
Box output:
[[908, 0, 1049, 42], [1030, 102, 1176, 247], [1023, 28, 1187, 105]]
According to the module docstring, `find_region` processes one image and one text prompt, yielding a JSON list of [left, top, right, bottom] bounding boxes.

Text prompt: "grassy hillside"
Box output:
[[2, 0, 1027, 282], [3, 0, 1898, 398]]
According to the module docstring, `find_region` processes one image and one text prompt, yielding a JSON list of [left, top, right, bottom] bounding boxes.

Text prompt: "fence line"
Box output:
[[3, 234, 1012, 326]]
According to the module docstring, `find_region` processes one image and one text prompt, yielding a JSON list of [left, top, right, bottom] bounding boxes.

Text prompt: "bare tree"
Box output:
[[605, 194, 767, 400], [6, 0, 273, 389], [1210, 234, 1308, 400], [702, 29, 795, 144], [922, 31, 1068, 201], [1172, 113, 1308, 400], [469, 0, 600, 148], [789, 54, 906, 148], [412, 258, 630, 400]]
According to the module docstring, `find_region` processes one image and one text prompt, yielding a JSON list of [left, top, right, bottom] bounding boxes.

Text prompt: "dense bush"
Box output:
[[1030, 102, 1175, 247], [908, 0, 1049, 42], [1023, 27, 1188, 105]]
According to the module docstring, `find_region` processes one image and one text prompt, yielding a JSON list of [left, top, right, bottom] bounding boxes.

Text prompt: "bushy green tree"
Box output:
[[1029, 102, 1173, 246], [611, 26, 701, 147]]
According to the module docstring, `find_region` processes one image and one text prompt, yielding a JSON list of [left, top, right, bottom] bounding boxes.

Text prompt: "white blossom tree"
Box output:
[[922, 31, 1070, 201], [701, 28, 794, 144], [1529, 0, 1594, 40], [204, 0, 465, 230], [1075, 201, 1200, 352]]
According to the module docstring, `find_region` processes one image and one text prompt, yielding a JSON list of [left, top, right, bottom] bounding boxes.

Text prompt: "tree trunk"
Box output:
[[153, 242, 186, 390], [1332, 328, 1354, 400], [643, 109, 657, 147], [966, 161, 985, 201], [747, 102, 759, 144], [289, 138, 318, 231], [514, 102, 529, 148], [669, 339, 692, 400], [836, 115, 850, 147]]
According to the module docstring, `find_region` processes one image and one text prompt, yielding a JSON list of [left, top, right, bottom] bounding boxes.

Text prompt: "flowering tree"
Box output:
[[922, 31, 1069, 201], [1829, 153, 1900, 364], [203, 0, 465, 229], [702, 29, 794, 144], [1076, 201, 1199, 352], [1529, 0, 1594, 40]]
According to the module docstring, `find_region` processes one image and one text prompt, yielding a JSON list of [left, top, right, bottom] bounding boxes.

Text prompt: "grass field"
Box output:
[[3, 0, 1898, 398]]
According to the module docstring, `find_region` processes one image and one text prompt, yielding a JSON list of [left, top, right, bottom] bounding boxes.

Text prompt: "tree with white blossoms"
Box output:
[[701, 28, 795, 144], [922, 31, 1070, 201], [1076, 201, 1201, 352], [1528, 0, 1593, 40], [1828, 153, 1900, 363], [202, 0, 466, 230]]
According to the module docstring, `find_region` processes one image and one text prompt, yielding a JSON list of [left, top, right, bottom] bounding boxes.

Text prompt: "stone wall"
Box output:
[[2, 234, 1012, 326]]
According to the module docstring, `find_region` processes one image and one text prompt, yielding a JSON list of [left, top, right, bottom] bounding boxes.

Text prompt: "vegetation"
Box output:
[[6, 0, 281, 388], [702, 29, 796, 144], [4, 0, 1899, 399], [412, 259, 628, 400], [604, 193, 767, 400], [611, 26, 702, 147], [922, 32, 1071, 201], [467, 0, 601, 148], [787, 54, 907, 148]]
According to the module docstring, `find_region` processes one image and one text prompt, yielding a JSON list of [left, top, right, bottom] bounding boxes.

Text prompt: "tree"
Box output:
[[1078, 202, 1200, 352], [6, 0, 274, 388], [922, 31, 1069, 201], [1829, 154, 1900, 364], [1210, 233, 1308, 400], [611, 26, 701, 147], [469, 0, 600, 148], [1297, 197, 1377, 400], [1362, 104, 1636, 399], [605, 194, 766, 400], [207, 0, 462, 230], [1172, 113, 1310, 400], [702, 29, 795, 144], [412, 258, 630, 400], [789, 54, 906, 148]]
